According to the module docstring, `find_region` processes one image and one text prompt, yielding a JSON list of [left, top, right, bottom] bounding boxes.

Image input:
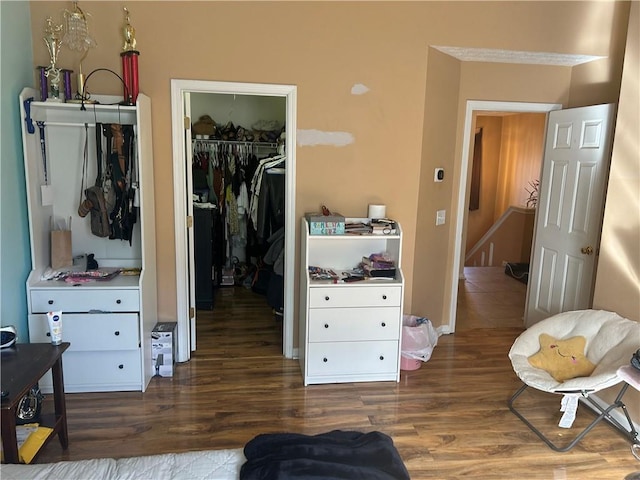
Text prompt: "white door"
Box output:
[[184, 92, 197, 350], [525, 104, 616, 327]]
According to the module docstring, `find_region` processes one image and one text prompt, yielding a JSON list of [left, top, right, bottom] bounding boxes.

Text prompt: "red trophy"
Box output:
[[120, 7, 139, 105]]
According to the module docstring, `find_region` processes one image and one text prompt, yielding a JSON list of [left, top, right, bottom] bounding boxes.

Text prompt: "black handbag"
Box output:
[[16, 384, 43, 425], [631, 349, 640, 371]]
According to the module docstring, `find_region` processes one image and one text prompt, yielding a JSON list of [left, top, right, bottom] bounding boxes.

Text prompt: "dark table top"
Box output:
[[1, 343, 70, 408]]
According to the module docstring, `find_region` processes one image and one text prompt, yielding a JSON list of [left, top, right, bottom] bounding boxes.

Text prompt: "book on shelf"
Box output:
[[362, 252, 395, 266], [343, 218, 397, 235], [370, 219, 397, 235], [0, 423, 53, 464], [361, 256, 395, 270], [362, 264, 397, 278], [371, 226, 396, 235], [344, 221, 372, 234], [360, 252, 396, 278]]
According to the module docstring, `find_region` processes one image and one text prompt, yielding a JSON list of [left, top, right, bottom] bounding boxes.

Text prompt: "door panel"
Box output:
[[184, 92, 197, 350], [525, 104, 615, 327]]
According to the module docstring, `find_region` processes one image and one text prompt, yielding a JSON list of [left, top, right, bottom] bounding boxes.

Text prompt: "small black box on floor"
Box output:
[[152, 322, 177, 377]]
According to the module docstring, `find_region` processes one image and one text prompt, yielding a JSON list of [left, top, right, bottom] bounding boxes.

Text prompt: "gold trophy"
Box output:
[[43, 17, 64, 102]]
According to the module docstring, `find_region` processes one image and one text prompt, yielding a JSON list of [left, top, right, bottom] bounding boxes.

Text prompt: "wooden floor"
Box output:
[[34, 267, 640, 478]]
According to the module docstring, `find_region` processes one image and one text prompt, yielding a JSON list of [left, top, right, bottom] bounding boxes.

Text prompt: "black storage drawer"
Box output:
[[194, 207, 216, 309]]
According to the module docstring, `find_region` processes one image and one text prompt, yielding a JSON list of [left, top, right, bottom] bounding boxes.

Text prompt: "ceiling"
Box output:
[[432, 46, 605, 66]]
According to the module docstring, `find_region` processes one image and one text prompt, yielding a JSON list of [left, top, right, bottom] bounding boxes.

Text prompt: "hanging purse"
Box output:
[[631, 349, 640, 371]]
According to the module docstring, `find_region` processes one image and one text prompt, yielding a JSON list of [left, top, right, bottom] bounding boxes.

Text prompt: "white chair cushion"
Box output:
[[509, 309, 640, 393]]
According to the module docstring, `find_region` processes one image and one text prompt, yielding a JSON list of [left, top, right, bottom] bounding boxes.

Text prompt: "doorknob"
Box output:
[[581, 246, 594, 255]]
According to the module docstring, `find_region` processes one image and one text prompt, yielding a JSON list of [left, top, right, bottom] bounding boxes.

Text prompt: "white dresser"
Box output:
[[299, 218, 404, 385], [19, 88, 157, 393]]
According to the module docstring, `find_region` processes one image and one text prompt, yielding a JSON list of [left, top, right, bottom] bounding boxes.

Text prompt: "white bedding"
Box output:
[[0, 448, 246, 480]]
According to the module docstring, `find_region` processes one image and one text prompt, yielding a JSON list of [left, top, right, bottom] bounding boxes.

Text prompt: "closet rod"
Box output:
[[192, 139, 278, 148], [37, 121, 134, 128], [38, 121, 98, 128]]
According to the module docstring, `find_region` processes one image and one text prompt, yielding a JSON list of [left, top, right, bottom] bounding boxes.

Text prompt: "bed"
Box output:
[[0, 430, 409, 480], [0, 448, 246, 480]]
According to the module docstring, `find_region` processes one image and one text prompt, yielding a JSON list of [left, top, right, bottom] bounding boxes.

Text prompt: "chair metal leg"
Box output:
[[508, 382, 637, 452]]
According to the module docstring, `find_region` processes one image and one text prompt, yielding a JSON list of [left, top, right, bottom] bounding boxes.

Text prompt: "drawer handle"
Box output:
[[116, 299, 122, 304], [48, 300, 54, 305], [323, 357, 328, 363], [382, 294, 387, 300], [381, 322, 386, 327], [118, 364, 124, 369], [114, 331, 120, 336], [324, 324, 329, 329], [379, 355, 385, 361], [324, 296, 330, 301]]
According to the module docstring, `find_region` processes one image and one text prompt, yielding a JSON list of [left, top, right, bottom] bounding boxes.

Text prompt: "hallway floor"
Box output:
[[456, 266, 527, 330]]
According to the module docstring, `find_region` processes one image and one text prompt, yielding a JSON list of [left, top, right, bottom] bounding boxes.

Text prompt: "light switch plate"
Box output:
[[436, 209, 446, 225], [434, 168, 444, 182]]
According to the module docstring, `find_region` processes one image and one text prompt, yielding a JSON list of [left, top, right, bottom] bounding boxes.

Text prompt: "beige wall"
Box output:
[[592, 2, 640, 419], [466, 113, 545, 255], [465, 208, 535, 267], [466, 116, 502, 252], [28, 2, 630, 331], [495, 113, 546, 215]]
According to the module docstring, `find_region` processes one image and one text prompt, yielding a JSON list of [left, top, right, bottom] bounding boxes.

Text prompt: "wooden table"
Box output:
[[1, 343, 70, 464]]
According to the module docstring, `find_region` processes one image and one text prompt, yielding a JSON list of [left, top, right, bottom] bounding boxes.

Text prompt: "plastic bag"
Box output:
[[401, 315, 439, 362]]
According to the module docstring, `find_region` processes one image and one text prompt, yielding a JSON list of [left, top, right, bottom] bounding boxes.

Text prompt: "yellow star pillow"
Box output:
[[528, 334, 596, 382]]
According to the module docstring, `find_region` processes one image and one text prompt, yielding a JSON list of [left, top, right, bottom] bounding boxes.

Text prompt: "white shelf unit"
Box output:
[[299, 218, 404, 385], [19, 88, 157, 393]]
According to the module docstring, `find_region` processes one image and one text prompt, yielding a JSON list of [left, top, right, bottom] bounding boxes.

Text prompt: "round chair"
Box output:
[[508, 309, 640, 452]]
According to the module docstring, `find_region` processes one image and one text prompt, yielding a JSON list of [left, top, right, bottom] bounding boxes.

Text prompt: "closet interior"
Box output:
[[190, 93, 286, 336]]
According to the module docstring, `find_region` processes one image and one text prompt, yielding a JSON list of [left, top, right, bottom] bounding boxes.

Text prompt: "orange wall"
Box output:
[[27, 1, 630, 330]]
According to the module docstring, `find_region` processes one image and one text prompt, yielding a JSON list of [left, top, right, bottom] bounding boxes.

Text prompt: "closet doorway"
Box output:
[[171, 80, 297, 363]]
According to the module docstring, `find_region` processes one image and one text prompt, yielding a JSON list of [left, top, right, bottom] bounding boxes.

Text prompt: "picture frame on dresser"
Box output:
[[19, 88, 158, 393], [299, 217, 404, 385]]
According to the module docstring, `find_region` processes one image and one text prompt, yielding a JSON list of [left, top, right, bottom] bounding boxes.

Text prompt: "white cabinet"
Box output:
[[299, 219, 404, 385], [19, 88, 157, 393]]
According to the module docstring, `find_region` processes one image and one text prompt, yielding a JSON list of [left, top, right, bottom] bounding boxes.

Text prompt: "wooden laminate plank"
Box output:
[[31, 278, 640, 479]]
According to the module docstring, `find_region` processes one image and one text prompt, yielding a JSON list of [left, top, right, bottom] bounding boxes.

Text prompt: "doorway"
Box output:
[[447, 101, 562, 333], [171, 79, 297, 362]]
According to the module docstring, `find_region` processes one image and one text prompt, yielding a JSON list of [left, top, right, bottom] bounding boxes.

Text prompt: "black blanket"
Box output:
[[240, 430, 410, 479]]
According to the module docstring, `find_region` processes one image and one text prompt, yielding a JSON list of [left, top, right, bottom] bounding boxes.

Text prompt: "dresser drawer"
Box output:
[[38, 350, 142, 393], [307, 341, 399, 376], [309, 286, 401, 308], [308, 307, 400, 342], [62, 350, 141, 392], [31, 289, 139, 313], [29, 313, 139, 351]]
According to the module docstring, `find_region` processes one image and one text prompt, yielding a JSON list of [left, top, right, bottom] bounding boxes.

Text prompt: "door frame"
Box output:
[[446, 100, 562, 334], [170, 79, 297, 362]]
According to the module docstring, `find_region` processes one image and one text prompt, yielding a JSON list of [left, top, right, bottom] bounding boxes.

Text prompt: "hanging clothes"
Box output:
[[248, 155, 285, 235]]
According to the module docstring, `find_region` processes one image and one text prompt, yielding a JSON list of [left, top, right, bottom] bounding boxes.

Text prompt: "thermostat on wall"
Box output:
[[434, 168, 444, 182]]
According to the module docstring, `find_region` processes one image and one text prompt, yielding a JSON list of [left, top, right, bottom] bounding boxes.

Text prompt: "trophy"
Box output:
[[120, 7, 140, 105], [43, 17, 65, 102]]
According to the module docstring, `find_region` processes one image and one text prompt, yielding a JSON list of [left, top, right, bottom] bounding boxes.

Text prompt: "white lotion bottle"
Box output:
[[46, 311, 63, 345]]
